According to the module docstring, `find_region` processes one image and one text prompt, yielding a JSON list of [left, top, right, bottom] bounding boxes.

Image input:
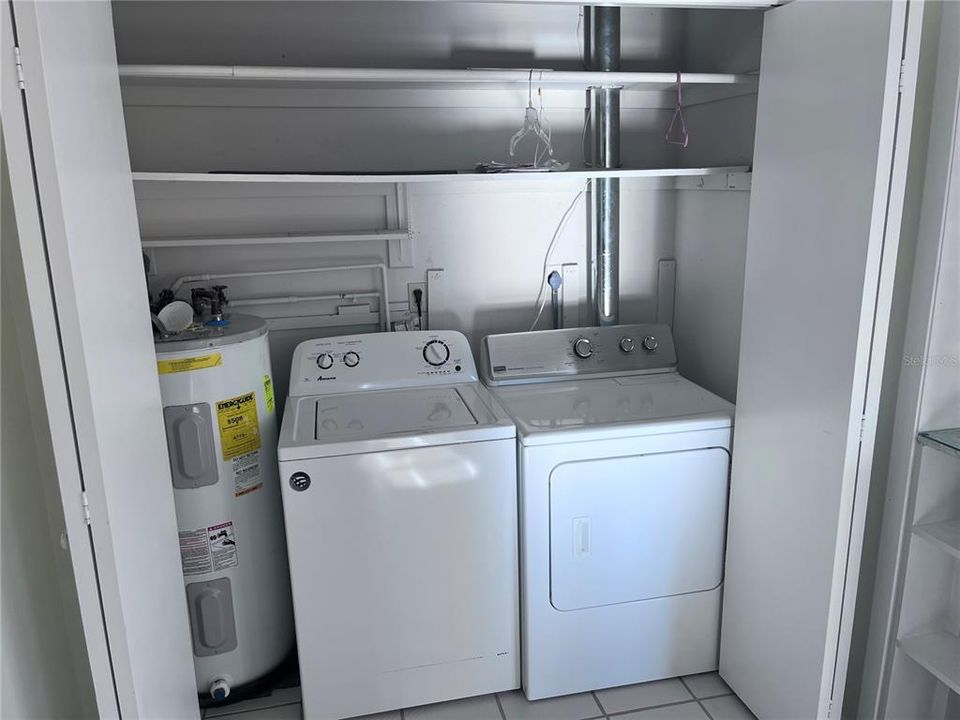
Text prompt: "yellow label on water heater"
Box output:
[[216, 392, 261, 460], [263, 374, 276, 413], [157, 353, 222, 374]]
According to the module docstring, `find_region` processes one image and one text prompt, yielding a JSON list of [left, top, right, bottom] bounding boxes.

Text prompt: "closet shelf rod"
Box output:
[[118, 65, 757, 90], [132, 166, 752, 185]]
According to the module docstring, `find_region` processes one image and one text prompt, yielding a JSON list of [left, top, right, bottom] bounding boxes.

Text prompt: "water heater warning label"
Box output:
[[178, 521, 239, 577], [157, 353, 222, 374], [216, 392, 260, 460], [208, 521, 239, 571], [233, 450, 263, 497]]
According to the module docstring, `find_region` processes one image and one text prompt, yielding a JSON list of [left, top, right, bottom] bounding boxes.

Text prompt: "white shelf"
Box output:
[[119, 65, 758, 94], [132, 166, 751, 186], [898, 632, 960, 695], [227, 0, 779, 7], [140, 230, 408, 249], [913, 520, 960, 561]]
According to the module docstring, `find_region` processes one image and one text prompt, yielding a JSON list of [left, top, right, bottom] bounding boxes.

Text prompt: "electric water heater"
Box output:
[[155, 313, 294, 702]]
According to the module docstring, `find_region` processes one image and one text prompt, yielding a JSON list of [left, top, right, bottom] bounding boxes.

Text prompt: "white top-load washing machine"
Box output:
[[278, 331, 519, 720], [481, 323, 735, 701]]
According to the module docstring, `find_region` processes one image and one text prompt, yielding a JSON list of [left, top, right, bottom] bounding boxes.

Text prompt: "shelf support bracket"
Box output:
[[387, 183, 414, 268]]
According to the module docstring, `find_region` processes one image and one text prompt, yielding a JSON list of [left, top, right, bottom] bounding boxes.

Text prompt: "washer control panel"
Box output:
[[481, 323, 677, 385], [289, 330, 477, 397]]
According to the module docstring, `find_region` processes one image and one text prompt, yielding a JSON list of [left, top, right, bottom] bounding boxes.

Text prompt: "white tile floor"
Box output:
[[204, 673, 756, 720]]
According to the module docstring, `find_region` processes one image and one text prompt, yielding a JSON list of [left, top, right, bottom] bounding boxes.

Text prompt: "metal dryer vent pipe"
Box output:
[[587, 5, 621, 327]]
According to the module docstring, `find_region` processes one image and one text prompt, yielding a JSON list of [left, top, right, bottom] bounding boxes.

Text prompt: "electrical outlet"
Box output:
[[407, 282, 427, 330]]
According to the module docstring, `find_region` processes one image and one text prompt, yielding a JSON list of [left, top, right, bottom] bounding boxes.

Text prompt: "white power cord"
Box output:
[[529, 182, 588, 330]]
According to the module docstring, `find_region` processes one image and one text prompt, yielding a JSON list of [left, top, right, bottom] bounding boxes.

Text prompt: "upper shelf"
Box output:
[[132, 166, 752, 186], [918, 428, 960, 460], [119, 65, 759, 95], [300, 0, 780, 7]]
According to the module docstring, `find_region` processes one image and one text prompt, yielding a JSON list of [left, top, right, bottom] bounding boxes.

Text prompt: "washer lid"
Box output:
[[314, 388, 477, 441], [491, 372, 734, 446], [278, 382, 515, 460]]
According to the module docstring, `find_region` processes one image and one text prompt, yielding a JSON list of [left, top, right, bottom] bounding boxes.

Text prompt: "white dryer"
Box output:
[[279, 331, 519, 720], [481, 324, 735, 701]]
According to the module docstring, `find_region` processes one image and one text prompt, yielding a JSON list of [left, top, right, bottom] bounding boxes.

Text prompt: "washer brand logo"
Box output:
[[316, 375, 337, 381], [289, 472, 311, 492]]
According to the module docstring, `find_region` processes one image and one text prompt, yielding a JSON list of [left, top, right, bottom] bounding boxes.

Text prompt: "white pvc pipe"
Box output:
[[169, 264, 391, 332], [230, 293, 380, 307]]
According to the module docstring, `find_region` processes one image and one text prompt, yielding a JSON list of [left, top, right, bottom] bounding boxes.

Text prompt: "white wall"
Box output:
[[137, 177, 683, 401], [1, 138, 97, 720], [111, 1, 690, 69]]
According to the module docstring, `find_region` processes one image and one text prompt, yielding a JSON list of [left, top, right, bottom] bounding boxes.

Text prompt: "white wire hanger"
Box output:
[[510, 72, 554, 159], [664, 71, 690, 148], [476, 70, 568, 173]]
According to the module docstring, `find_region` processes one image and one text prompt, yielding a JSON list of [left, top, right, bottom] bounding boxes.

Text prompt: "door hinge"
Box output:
[[13, 44, 25, 90], [81, 491, 92, 526], [859, 415, 868, 442], [898, 58, 907, 94]]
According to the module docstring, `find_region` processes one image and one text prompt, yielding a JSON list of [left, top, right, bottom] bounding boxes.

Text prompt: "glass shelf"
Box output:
[[917, 428, 960, 460]]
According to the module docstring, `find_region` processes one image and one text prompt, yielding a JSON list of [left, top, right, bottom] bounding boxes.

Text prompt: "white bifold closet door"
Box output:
[[719, 1, 922, 719], [3, 0, 198, 717]]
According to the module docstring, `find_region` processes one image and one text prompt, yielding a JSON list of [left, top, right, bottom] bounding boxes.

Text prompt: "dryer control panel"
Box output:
[[289, 330, 478, 396], [481, 324, 677, 385]]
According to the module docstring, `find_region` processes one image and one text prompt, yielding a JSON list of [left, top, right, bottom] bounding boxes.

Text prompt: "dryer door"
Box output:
[[549, 447, 729, 611]]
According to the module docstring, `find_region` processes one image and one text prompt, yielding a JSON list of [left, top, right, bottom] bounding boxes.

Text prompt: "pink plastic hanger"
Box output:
[[664, 71, 689, 148]]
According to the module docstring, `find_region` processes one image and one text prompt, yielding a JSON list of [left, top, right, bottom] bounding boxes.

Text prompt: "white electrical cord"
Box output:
[[529, 182, 588, 331]]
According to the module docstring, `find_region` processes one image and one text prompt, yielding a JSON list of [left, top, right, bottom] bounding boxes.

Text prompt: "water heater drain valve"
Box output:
[[209, 677, 231, 702]]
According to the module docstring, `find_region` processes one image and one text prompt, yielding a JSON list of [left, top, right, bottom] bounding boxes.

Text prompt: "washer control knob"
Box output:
[[619, 337, 636, 353], [343, 351, 360, 367], [642, 335, 659, 352], [423, 340, 450, 366], [573, 337, 593, 359], [316, 353, 334, 370]]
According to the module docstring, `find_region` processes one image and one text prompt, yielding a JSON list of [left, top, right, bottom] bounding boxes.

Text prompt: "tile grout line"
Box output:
[[606, 698, 706, 718], [591, 690, 609, 718], [493, 692, 507, 720], [679, 677, 714, 720]]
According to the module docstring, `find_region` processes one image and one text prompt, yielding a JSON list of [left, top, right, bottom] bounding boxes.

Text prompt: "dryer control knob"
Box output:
[[619, 337, 636, 353], [642, 335, 659, 352], [573, 337, 593, 359], [316, 353, 334, 370], [343, 351, 360, 367]]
